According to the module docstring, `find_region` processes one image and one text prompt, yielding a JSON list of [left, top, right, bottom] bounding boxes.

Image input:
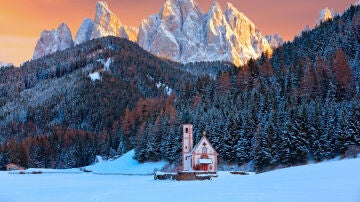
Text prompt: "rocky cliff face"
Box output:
[[33, 23, 74, 59], [266, 33, 284, 49], [75, 1, 138, 45], [34, 1, 140, 59], [138, 0, 272, 66], [90, 1, 123, 39], [74, 18, 95, 45]]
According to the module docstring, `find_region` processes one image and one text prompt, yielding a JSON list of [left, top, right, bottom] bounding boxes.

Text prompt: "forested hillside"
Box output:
[[0, 37, 195, 168]]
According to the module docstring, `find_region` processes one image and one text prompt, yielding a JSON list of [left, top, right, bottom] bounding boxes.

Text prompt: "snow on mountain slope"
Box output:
[[138, 0, 272, 66], [266, 33, 284, 48], [74, 1, 138, 45], [318, 7, 334, 24], [0, 158, 359, 202], [0, 61, 12, 68], [33, 23, 74, 59], [85, 150, 167, 174]]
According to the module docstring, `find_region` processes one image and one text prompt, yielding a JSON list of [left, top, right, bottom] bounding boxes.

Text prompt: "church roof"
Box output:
[[190, 136, 218, 155]]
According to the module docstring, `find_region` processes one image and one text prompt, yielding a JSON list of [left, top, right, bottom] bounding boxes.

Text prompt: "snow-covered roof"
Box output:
[[198, 158, 213, 164]]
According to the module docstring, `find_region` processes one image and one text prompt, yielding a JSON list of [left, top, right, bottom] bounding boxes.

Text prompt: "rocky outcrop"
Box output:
[[74, 18, 95, 45], [138, 0, 272, 66], [266, 33, 284, 49], [33, 23, 74, 59], [318, 8, 334, 24], [74, 1, 138, 45]]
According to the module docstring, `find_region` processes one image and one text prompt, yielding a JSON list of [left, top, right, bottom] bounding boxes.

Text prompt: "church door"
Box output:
[[200, 164, 208, 171]]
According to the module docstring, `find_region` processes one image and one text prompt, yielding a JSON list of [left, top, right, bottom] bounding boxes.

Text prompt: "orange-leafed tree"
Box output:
[[260, 58, 275, 77], [123, 108, 135, 136], [333, 48, 353, 99], [300, 58, 318, 99], [218, 72, 232, 94], [165, 92, 177, 121], [237, 65, 250, 89]]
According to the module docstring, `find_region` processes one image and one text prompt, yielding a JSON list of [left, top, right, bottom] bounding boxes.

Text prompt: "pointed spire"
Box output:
[[208, 1, 223, 19], [210, 1, 221, 11], [94, 1, 119, 24], [96, 1, 109, 10], [225, 2, 237, 12]]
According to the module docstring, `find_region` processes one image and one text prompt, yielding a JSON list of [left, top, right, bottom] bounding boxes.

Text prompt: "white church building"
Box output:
[[182, 124, 218, 172]]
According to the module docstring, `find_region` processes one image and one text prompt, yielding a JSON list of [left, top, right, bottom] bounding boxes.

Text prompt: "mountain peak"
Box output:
[[318, 7, 333, 24], [74, 1, 137, 44], [96, 1, 109, 10], [138, 0, 271, 66], [266, 33, 284, 49], [161, 0, 179, 18], [224, 2, 248, 23], [164, 0, 196, 6], [94, 0, 121, 25], [57, 23, 72, 37], [33, 23, 74, 59], [58, 23, 69, 30], [75, 18, 95, 45], [225, 2, 237, 12], [92, 1, 122, 39], [208, 1, 223, 21], [210, 1, 221, 11], [160, 0, 201, 20]]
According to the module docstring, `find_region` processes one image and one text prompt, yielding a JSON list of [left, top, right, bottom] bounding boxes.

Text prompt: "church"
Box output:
[[182, 124, 218, 172]]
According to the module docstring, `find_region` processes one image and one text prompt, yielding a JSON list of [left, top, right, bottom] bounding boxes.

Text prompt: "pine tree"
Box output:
[[348, 99, 360, 145], [253, 125, 271, 172], [223, 115, 240, 162]]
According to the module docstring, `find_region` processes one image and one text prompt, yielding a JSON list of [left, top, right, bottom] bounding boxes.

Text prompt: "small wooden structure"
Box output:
[[6, 163, 25, 171], [154, 171, 217, 181]]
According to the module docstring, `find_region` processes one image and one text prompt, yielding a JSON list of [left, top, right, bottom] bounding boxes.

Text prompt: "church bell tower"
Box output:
[[182, 124, 193, 171]]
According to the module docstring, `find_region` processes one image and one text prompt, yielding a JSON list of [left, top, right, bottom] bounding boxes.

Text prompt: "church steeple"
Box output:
[[182, 124, 193, 171]]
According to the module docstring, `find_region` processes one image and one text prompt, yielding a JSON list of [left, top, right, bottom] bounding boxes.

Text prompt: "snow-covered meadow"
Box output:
[[0, 152, 359, 202]]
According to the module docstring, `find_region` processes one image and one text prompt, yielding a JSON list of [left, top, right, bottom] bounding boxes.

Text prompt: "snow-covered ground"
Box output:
[[1, 156, 359, 202], [85, 150, 167, 174], [156, 82, 173, 96], [89, 72, 101, 81]]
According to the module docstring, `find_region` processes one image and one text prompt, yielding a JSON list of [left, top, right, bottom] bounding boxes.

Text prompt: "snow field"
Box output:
[[85, 150, 167, 174], [0, 155, 359, 202]]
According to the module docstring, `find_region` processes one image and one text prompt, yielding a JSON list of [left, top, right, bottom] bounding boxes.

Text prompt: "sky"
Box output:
[[0, 0, 356, 66]]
